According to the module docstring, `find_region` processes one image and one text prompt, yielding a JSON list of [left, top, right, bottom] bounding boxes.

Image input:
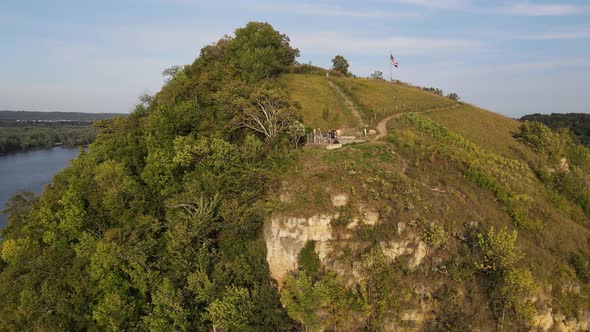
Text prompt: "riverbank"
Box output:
[[0, 147, 79, 228]]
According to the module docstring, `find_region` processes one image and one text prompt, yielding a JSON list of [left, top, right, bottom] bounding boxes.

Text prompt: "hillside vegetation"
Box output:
[[278, 74, 359, 130], [1, 22, 589, 331], [521, 113, 590, 146], [330, 76, 456, 124]]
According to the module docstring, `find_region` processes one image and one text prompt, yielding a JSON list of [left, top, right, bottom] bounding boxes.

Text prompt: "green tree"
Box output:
[[316, 272, 355, 331], [297, 240, 322, 277], [143, 278, 188, 331], [447, 92, 460, 101], [331, 55, 350, 76], [357, 248, 404, 330], [475, 227, 537, 330], [0, 21, 309, 330], [421, 222, 447, 259], [208, 286, 255, 331], [229, 22, 300, 83], [475, 226, 522, 274], [239, 84, 299, 142], [369, 70, 383, 80], [497, 269, 537, 327], [280, 271, 321, 332]]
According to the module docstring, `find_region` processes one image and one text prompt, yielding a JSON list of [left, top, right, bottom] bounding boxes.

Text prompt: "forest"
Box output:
[[0, 22, 303, 331], [520, 113, 590, 145]]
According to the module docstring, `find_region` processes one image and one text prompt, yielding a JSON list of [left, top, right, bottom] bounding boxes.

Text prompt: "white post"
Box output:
[[389, 62, 393, 82]]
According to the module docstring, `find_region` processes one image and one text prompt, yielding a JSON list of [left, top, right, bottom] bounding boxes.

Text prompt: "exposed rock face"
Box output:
[[331, 194, 348, 207], [532, 309, 590, 331], [264, 214, 333, 286], [560, 157, 569, 172], [265, 193, 427, 286], [533, 309, 554, 331], [265, 193, 590, 330]]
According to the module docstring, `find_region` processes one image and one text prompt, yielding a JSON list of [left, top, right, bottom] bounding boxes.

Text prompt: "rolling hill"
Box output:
[[0, 22, 589, 331]]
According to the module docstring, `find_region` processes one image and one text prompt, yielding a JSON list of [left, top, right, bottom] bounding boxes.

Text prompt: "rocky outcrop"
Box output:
[[532, 309, 590, 331], [264, 214, 333, 286], [380, 240, 426, 269], [265, 193, 427, 286]]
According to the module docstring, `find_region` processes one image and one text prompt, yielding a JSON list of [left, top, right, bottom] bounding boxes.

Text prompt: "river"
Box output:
[[0, 147, 79, 228]]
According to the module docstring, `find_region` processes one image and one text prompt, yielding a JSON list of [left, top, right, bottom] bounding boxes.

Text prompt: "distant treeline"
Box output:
[[520, 113, 590, 145], [0, 124, 96, 154], [0, 110, 125, 121], [0, 111, 125, 154]]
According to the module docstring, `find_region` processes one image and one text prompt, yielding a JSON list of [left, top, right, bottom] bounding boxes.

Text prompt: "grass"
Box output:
[[422, 104, 538, 161], [274, 74, 590, 323], [330, 77, 456, 125], [274, 115, 590, 324], [387, 112, 590, 276], [278, 74, 359, 130]]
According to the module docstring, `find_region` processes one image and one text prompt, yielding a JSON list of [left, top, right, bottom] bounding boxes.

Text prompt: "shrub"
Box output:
[[298, 241, 322, 276]]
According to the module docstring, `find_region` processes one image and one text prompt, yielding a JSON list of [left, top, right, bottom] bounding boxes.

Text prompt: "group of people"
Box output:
[[311, 128, 342, 144], [326, 128, 340, 144]]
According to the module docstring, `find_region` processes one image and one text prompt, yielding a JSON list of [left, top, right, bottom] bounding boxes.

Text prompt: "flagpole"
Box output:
[[388, 50, 393, 82], [389, 61, 393, 82]]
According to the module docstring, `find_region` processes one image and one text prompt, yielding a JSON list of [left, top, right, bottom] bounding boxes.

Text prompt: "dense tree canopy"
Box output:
[[0, 21, 298, 331], [228, 22, 300, 83]]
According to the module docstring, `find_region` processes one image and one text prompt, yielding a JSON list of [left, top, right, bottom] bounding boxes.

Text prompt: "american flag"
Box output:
[[390, 54, 398, 68]]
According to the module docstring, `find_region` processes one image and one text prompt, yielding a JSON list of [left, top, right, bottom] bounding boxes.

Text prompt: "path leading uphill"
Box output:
[[373, 103, 461, 140], [327, 80, 366, 127], [375, 104, 462, 194], [326, 77, 460, 142], [325, 80, 460, 193]]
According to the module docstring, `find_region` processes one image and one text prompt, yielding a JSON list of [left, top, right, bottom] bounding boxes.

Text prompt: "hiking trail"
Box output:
[[373, 103, 461, 140], [326, 77, 459, 193], [327, 79, 366, 127]]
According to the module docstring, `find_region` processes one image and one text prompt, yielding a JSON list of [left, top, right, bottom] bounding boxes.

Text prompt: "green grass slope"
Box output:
[[331, 76, 457, 124], [275, 74, 590, 329], [278, 74, 359, 130], [422, 104, 535, 160]]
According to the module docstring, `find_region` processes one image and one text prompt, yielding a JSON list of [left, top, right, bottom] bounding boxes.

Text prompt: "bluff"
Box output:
[[1, 22, 589, 331]]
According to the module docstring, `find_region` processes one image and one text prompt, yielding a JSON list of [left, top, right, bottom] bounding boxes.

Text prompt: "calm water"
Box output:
[[0, 147, 79, 228]]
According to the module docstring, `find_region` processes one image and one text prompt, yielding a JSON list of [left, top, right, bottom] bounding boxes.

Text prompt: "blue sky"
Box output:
[[1, 0, 589, 117]]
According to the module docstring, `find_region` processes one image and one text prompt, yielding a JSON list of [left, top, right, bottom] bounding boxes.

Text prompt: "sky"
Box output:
[[1, 0, 589, 117]]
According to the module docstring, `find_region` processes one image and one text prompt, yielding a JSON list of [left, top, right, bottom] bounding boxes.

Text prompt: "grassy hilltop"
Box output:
[[1, 22, 589, 331], [276, 72, 590, 329]]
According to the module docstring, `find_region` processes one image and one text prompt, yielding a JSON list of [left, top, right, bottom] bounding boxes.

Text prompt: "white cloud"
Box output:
[[157, 0, 422, 19], [388, 0, 472, 10], [261, 2, 422, 18], [88, 25, 222, 55], [493, 58, 590, 72], [514, 27, 590, 40], [502, 3, 589, 16], [385, 0, 589, 16], [291, 31, 480, 56]]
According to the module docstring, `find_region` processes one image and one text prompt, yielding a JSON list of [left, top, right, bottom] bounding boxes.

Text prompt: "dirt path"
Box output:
[[373, 103, 461, 141], [375, 103, 462, 194], [324, 82, 460, 192], [326, 77, 460, 140], [327, 80, 366, 127], [374, 114, 398, 140], [326, 78, 459, 190]]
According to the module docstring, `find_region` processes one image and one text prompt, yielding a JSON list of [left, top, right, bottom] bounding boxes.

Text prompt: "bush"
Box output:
[[298, 241, 322, 276], [447, 92, 460, 101]]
